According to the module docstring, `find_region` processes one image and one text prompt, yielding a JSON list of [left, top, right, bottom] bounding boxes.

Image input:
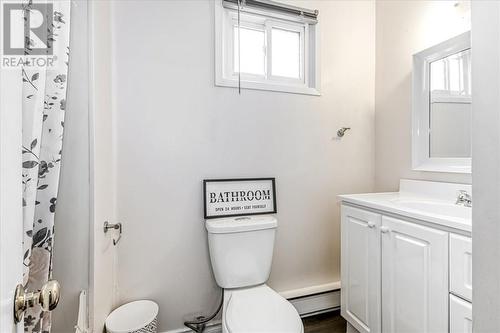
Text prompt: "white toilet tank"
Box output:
[[206, 215, 277, 289]]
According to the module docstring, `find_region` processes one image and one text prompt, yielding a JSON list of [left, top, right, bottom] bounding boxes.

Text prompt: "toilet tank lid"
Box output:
[[206, 215, 277, 234]]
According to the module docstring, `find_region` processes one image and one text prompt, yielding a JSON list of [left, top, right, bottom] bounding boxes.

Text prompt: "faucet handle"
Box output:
[[456, 190, 472, 206]]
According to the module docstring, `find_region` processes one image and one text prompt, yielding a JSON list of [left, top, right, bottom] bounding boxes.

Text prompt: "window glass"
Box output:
[[271, 28, 300, 79], [233, 26, 266, 76], [430, 49, 471, 96], [430, 59, 445, 91]]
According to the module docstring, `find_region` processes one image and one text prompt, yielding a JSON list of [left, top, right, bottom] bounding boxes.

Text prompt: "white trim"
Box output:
[[87, 1, 117, 331], [215, 78, 320, 96], [278, 281, 341, 299], [87, 1, 96, 331], [430, 94, 471, 104], [161, 284, 340, 333], [412, 31, 471, 173], [412, 159, 471, 174], [0, 64, 23, 333]]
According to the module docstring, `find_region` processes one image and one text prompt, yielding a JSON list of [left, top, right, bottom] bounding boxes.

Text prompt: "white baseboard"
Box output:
[[162, 283, 341, 333], [278, 281, 341, 299], [346, 321, 361, 333]]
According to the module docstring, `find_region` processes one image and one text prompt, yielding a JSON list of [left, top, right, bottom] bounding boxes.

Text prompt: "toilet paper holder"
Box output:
[[103, 221, 122, 245]]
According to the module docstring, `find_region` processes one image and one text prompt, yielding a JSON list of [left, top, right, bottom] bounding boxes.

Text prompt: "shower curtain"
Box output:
[[21, 1, 71, 332]]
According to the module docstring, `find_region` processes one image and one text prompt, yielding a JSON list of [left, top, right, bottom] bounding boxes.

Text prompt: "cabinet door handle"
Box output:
[[380, 226, 390, 233], [367, 222, 376, 228]]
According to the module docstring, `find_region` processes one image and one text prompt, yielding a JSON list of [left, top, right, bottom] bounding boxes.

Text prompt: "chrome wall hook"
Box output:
[[337, 127, 351, 138], [104, 221, 122, 245]]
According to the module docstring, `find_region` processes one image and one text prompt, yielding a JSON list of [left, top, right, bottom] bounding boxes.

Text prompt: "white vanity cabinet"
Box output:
[[340, 206, 381, 333], [450, 294, 473, 333], [449, 234, 473, 333], [450, 234, 472, 302], [341, 203, 471, 333], [381, 216, 448, 333]]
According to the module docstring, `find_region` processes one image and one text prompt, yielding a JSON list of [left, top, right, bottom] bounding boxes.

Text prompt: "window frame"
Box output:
[[215, 0, 320, 96], [226, 13, 268, 81], [267, 20, 306, 84]]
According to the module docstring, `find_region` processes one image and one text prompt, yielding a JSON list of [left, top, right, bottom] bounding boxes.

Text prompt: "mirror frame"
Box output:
[[412, 31, 471, 173]]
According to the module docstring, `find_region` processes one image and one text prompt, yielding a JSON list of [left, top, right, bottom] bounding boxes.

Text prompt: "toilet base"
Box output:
[[221, 284, 303, 333]]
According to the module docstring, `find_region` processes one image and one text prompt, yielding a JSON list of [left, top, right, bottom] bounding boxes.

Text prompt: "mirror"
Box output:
[[429, 49, 471, 158], [412, 31, 471, 173]]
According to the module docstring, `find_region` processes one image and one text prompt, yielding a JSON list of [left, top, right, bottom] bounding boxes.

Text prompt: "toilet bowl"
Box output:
[[206, 215, 303, 333], [223, 285, 303, 333]]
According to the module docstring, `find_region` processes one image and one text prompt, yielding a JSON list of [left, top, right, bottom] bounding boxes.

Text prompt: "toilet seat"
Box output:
[[225, 285, 303, 333]]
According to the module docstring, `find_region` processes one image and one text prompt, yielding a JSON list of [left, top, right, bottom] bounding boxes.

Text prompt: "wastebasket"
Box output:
[[105, 300, 159, 333]]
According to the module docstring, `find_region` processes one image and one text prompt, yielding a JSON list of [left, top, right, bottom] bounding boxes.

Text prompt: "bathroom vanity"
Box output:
[[339, 180, 472, 333]]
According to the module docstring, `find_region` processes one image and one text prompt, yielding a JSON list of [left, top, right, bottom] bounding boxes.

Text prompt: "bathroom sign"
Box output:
[[203, 178, 277, 219]]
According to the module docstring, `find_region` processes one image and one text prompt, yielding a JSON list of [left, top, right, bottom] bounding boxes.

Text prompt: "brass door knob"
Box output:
[[14, 279, 61, 323]]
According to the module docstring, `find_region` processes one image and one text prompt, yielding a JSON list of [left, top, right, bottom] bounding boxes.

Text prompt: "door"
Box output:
[[450, 294, 472, 333], [341, 205, 381, 333], [0, 67, 23, 331], [381, 216, 448, 333]]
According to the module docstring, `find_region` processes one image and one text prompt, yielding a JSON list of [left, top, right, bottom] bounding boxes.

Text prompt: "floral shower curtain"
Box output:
[[21, 1, 71, 332]]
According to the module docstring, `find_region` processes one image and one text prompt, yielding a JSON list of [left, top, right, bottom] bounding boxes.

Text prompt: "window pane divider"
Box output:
[[265, 21, 272, 80]]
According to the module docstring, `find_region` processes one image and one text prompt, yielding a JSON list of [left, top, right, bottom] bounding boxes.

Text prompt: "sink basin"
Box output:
[[390, 199, 471, 220]]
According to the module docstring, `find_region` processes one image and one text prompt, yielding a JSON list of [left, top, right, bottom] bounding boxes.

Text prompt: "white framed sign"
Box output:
[[203, 178, 277, 219]]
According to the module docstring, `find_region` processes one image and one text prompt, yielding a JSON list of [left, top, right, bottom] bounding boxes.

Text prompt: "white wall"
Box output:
[[375, 0, 472, 191], [52, 1, 90, 332], [471, 1, 500, 331], [109, 0, 375, 330]]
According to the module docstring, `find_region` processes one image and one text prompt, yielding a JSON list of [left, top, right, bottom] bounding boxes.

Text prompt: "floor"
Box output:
[[302, 310, 347, 333]]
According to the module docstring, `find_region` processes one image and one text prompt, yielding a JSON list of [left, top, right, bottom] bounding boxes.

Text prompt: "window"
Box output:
[[233, 26, 266, 76], [430, 49, 471, 98], [271, 28, 301, 79], [215, 1, 320, 95]]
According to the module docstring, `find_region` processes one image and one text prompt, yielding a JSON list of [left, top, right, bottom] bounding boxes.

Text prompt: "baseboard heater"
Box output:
[[288, 289, 341, 318]]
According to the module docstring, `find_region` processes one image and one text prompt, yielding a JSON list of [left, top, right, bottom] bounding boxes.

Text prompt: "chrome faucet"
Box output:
[[456, 190, 472, 207]]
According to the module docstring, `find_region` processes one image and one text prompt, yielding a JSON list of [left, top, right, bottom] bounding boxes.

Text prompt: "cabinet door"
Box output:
[[341, 205, 381, 333], [450, 234, 472, 302], [450, 294, 472, 333], [381, 216, 448, 333]]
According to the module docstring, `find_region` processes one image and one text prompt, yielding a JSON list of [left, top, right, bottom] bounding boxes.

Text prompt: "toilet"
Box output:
[[206, 215, 303, 333]]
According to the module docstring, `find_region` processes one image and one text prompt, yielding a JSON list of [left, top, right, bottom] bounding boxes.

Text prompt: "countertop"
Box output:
[[339, 180, 472, 234]]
